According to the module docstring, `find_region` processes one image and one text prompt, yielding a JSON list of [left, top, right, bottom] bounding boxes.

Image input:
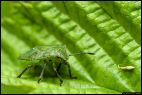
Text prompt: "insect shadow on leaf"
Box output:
[[17, 45, 95, 86]]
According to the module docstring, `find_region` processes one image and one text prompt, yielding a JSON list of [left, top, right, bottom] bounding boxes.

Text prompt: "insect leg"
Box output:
[[57, 63, 62, 73], [37, 62, 47, 83], [66, 63, 77, 79], [52, 63, 63, 86], [17, 65, 33, 78]]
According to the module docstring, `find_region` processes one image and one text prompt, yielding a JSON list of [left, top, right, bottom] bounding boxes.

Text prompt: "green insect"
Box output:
[[17, 45, 95, 86], [118, 65, 135, 70]]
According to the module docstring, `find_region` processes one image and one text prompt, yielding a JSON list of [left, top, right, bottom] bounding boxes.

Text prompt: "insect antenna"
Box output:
[[69, 52, 95, 56]]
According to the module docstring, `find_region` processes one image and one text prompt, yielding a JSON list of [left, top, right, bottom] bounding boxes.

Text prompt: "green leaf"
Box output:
[[1, 1, 141, 94], [96, 1, 141, 45]]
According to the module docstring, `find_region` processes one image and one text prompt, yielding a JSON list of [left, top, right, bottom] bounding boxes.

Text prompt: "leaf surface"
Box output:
[[1, 1, 141, 94]]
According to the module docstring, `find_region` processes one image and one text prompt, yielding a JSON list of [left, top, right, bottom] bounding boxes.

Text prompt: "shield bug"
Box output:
[[118, 65, 135, 70], [17, 45, 95, 86]]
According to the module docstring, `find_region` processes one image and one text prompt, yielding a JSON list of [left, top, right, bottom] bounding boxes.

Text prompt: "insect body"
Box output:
[[118, 65, 135, 70], [18, 45, 68, 61], [17, 45, 95, 86]]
